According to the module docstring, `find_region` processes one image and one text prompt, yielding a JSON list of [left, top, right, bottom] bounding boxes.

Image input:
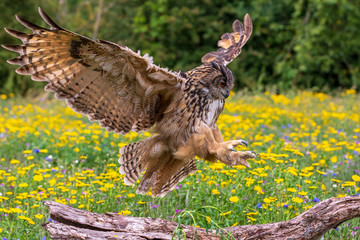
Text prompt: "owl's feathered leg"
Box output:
[[119, 136, 197, 198], [198, 125, 256, 168], [150, 157, 195, 197]]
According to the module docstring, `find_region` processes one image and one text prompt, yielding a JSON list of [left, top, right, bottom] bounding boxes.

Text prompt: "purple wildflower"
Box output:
[[175, 209, 183, 214]]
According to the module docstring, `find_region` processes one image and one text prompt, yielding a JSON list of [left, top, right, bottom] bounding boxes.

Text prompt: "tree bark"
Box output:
[[42, 195, 360, 240]]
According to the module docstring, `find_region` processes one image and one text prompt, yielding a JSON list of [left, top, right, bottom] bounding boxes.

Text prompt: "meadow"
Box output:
[[0, 90, 359, 239]]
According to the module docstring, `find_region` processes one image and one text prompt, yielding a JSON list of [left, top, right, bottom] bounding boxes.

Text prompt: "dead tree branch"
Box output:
[[42, 195, 360, 240]]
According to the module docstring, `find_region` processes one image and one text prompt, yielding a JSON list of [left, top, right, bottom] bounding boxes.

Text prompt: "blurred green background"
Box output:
[[0, 0, 359, 95]]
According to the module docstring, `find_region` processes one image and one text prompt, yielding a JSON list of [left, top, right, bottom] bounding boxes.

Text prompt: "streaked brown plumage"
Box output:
[[2, 8, 256, 197]]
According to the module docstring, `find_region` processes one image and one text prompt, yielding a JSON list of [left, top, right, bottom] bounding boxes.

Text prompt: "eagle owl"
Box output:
[[3, 8, 256, 197]]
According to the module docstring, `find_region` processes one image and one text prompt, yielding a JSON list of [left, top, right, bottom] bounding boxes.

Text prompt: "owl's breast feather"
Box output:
[[203, 99, 224, 126]]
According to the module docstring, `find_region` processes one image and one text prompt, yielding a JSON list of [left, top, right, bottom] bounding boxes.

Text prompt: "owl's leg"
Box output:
[[151, 157, 188, 197], [201, 125, 256, 168], [215, 140, 256, 168], [225, 150, 257, 168]]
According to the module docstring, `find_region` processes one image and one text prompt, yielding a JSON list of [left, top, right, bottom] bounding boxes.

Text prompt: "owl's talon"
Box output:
[[240, 140, 248, 147], [245, 164, 252, 170], [251, 151, 259, 157]]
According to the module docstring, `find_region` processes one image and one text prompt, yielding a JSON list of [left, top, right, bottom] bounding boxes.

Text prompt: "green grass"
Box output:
[[0, 90, 359, 239]]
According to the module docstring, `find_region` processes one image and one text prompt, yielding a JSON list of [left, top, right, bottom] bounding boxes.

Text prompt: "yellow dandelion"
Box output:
[[298, 191, 307, 196], [18, 216, 35, 225], [286, 188, 296, 192], [229, 196, 239, 203], [33, 175, 43, 182], [341, 181, 356, 187], [287, 167, 298, 176], [263, 197, 277, 203], [118, 210, 131, 215], [10, 159, 20, 164], [254, 185, 264, 194], [352, 175, 360, 182], [35, 214, 44, 219], [10, 208, 22, 213], [18, 183, 28, 188], [211, 189, 220, 195], [292, 197, 303, 203], [231, 222, 238, 227], [275, 178, 284, 184], [220, 211, 231, 216]]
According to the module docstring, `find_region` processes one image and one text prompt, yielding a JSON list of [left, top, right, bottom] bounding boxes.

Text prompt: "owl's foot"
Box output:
[[216, 140, 255, 167], [221, 139, 248, 151], [227, 151, 257, 169]]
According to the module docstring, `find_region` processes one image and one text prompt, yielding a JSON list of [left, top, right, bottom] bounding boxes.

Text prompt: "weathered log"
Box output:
[[42, 195, 360, 240]]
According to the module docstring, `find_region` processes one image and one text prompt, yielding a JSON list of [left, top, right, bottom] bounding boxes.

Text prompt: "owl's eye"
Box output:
[[219, 80, 226, 88]]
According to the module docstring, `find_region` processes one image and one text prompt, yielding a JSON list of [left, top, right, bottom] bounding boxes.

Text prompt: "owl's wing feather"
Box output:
[[201, 14, 252, 66], [2, 7, 185, 134]]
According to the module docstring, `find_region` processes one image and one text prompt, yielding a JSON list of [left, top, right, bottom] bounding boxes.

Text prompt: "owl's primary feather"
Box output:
[[3, 8, 256, 197]]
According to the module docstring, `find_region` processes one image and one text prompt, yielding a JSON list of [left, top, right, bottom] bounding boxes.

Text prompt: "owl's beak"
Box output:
[[223, 90, 230, 99]]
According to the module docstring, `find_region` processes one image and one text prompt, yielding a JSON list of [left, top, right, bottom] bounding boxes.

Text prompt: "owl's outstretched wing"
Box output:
[[2, 8, 185, 134], [201, 14, 252, 66]]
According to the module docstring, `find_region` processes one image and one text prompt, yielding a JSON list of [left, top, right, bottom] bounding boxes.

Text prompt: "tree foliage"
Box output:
[[1, 0, 359, 95]]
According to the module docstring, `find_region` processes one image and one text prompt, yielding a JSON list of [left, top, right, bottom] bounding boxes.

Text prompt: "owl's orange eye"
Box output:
[[219, 81, 226, 88]]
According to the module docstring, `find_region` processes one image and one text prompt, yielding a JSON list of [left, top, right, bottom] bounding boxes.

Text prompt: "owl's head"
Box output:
[[185, 62, 234, 100]]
